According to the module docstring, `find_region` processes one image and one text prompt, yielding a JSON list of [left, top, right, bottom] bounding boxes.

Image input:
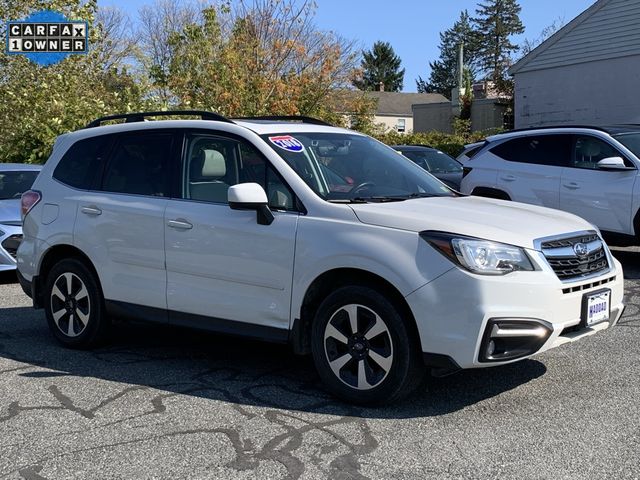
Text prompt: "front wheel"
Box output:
[[44, 258, 109, 348], [311, 286, 424, 405]]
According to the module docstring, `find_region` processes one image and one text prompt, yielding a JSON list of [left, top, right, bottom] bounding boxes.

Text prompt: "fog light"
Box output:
[[486, 339, 495, 357], [479, 319, 553, 362]]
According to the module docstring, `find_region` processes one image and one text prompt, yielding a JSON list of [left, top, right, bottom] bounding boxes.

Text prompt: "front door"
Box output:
[[560, 135, 638, 234], [164, 131, 299, 337]]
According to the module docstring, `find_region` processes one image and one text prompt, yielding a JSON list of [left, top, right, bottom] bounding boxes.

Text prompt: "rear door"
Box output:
[[493, 134, 572, 208], [560, 134, 638, 234], [73, 130, 179, 314], [164, 130, 299, 336]]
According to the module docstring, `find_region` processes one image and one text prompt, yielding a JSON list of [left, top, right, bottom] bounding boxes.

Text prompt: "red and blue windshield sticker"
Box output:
[[269, 135, 305, 153]]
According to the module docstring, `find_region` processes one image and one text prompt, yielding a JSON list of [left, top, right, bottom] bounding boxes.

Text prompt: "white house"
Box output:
[[510, 0, 640, 128]]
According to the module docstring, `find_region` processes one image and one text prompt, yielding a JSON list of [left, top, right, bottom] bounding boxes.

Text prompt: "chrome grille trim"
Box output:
[[535, 230, 611, 282]]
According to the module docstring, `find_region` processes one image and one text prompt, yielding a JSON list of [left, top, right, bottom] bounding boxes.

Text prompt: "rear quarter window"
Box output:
[[490, 135, 572, 167], [53, 135, 113, 189]]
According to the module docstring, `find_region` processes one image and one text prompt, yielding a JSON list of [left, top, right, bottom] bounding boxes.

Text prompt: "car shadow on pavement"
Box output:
[[0, 306, 546, 419]]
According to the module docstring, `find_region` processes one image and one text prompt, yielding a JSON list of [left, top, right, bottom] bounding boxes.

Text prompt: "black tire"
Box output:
[[311, 286, 424, 405], [43, 258, 109, 348]]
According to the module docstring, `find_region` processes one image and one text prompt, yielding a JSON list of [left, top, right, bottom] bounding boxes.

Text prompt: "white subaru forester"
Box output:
[[16, 111, 625, 405]]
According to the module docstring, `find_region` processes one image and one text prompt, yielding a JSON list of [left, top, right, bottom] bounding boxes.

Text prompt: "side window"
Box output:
[[101, 133, 173, 197], [53, 135, 112, 189], [572, 136, 625, 169], [183, 134, 296, 211], [490, 135, 571, 167], [402, 151, 428, 170]]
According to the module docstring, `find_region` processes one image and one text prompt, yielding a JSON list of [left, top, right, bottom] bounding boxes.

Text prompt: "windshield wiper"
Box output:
[[327, 198, 369, 204], [401, 193, 446, 199], [352, 196, 408, 203]]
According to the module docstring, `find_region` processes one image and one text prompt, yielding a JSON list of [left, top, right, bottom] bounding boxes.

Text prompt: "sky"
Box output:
[[100, 0, 594, 92]]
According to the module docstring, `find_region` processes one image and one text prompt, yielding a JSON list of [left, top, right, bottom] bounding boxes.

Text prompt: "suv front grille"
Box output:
[[540, 232, 610, 281], [1, 234, 22, 260]]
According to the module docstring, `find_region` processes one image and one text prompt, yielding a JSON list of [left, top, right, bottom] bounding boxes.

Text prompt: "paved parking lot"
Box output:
[[0, 249, 638, 480]]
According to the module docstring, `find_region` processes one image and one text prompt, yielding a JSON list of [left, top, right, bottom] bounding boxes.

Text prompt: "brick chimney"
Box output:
[[379, 81, 384, 92]]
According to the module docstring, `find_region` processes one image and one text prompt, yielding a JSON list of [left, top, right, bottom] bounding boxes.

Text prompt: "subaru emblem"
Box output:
[[573, 242, 589, 258]]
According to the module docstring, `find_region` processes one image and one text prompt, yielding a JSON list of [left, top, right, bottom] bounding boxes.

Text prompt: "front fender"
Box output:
[[290, 216, 454, 321]]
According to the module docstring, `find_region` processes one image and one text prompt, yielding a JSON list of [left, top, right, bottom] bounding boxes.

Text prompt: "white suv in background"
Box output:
[[17, 112, 625, 404], [461, 126, 640, 242]]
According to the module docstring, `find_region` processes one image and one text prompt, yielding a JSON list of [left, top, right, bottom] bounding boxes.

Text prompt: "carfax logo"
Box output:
[[6, 10, 88, 66]]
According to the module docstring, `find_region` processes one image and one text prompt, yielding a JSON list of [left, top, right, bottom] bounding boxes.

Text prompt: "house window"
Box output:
[[396, 118, 406, 133]]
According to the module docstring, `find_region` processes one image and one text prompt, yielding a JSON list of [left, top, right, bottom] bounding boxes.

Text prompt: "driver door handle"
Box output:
[[80, 206, 102, 216], [500, 174, 516, 182], [563, 182, 580, 190], [167, 219, 193, 230]]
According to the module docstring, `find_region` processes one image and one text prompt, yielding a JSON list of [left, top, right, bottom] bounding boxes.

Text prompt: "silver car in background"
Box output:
[[0, 164, 42, 272]]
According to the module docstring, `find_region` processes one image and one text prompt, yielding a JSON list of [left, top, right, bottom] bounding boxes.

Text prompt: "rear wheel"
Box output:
[[44, 258, 109, 348], [311, 286, 424, 405]]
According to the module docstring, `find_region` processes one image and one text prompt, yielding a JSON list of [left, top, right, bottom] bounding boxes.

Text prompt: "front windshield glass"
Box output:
[[613, 133, 640, 158], [402, 150, 462, 174], [262, 133, 454, 202], [0, 171, 39, 200]]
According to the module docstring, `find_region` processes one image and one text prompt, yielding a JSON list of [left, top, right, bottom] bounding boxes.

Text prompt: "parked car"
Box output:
[[0, 164, 42, 272], [392, 145, 463, 190], [460, 125, 640, 243], [17, 112, 624, 405], [456, 141, 486, 163]]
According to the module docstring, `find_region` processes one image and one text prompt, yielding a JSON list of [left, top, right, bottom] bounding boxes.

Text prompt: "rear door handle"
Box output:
[[167, 219, 193, 230], [500, 174, 516, 182], [80, 206, 102, 216], [563, 182, 580, 190]]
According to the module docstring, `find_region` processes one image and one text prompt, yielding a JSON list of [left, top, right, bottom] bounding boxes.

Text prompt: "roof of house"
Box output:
[[367, 91, 449, 116], [510, 0, 640, 75]]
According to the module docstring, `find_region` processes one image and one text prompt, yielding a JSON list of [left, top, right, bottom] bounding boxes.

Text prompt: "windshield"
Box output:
[[262, 133, 454, 202], [401, 150, 462, 174], [613, 133, 640, 158], [0, 170, 39, 200]]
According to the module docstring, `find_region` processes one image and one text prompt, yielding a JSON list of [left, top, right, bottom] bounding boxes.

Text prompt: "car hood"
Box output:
[[349, 196, 594, 250], [0, 199, 21, 225]]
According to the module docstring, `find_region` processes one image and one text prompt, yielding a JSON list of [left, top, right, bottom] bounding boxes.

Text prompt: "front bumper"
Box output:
[[407, 255, 624, 370], [0, 224, 22, 272]]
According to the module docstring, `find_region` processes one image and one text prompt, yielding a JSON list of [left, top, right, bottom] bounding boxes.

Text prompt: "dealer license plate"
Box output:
[[583, 290, 610, 327]]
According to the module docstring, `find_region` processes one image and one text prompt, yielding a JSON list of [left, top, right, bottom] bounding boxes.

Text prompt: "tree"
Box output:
[[473, 0, 525, 94], [416, 10, 480, 98], [520, 17, 564, 56], [137, 0, 200, 106], [165, 0, 366, 122], [353, 41, 404, 92]]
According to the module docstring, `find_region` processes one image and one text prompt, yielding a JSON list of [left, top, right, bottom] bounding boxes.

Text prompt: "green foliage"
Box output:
[[353, 41, 405, 92], [416, 11, 480, 98], [473, 0, 524, 93], [372, 129, 496, 158]]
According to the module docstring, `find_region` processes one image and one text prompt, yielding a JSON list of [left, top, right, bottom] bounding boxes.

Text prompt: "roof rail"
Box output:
[[235, 115, 333, 126], [503, 125, 611, 135], [85, 110, 234, 128]]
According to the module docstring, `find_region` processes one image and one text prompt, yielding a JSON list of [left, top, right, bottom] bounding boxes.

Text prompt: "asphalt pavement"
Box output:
[[0, 249, 638, 479]]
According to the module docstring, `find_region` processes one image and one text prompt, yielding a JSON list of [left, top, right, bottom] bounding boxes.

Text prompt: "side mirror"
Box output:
[[228, 183, 274, 225], [597, 156, 632, 170]]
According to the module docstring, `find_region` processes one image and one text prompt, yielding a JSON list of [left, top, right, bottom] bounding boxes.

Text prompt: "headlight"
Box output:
[[421, 232, 534, 275]]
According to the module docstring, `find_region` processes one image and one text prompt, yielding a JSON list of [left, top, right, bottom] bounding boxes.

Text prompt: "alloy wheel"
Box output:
[[323, 303, 393, 390], [50, 272, 91, 338]]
